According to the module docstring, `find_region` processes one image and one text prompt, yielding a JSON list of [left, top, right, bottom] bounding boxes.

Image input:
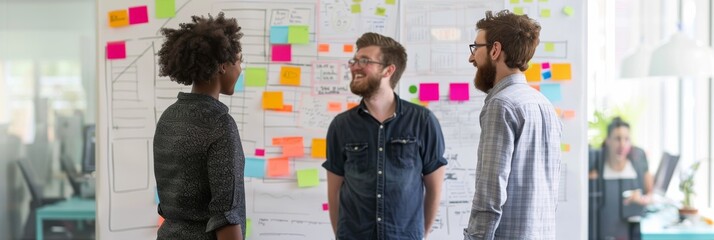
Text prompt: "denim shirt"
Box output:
[[322, 93, 447, 240]]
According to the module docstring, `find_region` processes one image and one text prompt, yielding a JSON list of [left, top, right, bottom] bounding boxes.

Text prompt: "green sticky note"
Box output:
[[386, 0, 396, 5], [375, 7, 386, 16], [351, 4, 361, 13], [524, 0, 533, 2], [563, 6, 574, 16], [353, 0, 362, 2], [513, 7, 525, 15], [245, 67, 267, 87], [246, 218, 252, 237], [539, 0, 548, 2], [540, 9, 551, 18], [297, 168, 320, 188], [156, 0, 175, 18], [510, 0, 519, 3], [288, 25, 309, 44], [544, 42, 555, 52]]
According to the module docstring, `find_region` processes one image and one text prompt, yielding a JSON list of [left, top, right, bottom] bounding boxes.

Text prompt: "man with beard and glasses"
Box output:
[[322, 32, 447, 240], [463, 10, 562, 240]]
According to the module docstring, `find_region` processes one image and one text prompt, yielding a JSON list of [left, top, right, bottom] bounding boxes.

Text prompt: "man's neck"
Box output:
[[363, 88, 396, 123], [493, 64, 521, 87]]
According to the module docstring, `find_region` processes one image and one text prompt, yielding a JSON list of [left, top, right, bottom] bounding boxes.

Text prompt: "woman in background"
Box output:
[[153, 12, 245, 240], [589, 117, 654, 240]]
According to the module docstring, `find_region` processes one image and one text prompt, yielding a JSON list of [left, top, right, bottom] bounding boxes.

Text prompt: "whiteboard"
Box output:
[[96, 0, 586, 239]]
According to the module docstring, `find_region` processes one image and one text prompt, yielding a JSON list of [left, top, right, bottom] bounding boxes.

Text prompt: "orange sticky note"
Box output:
[[551, 63, 572, 80], [267, 157, 290, 177], [327, 102, 342, 112], [262, 91, 284, 110], [108, 10, 130, 27], [343, 44, 354, 53], [555, 107, 562, 117], [529, 84, 540, 91], [318, 44, 330, 52], [280, 66, 301, 86], [524, 63, 542, 82], [563, 110, 575, 119], [282, 143, 305, 157], [273, 136, 303, 145], [311, 138, 327, 158], [347, 102, 359, 109], [275, 104, 293, 112]]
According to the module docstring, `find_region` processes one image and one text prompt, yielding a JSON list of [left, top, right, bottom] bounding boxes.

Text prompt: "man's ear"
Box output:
[[218, 63, 227, 74], [382, 64, 396, 78], [490, 41, 502, 61]]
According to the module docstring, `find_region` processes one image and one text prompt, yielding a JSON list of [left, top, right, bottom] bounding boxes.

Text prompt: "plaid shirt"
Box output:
[[464, 74, 562, 240]]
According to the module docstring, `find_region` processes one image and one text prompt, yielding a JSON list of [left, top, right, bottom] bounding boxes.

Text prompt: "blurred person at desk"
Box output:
[[589, 117, 654, 240]]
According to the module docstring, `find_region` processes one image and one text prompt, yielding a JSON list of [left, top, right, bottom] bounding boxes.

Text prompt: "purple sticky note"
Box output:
[[255, 148, 265, 156], [106, 41, 126, 59], [129, 6, 149, 24], [449, 83, 469, 101], [541, 62, 550, 69], [419, 83, 439, 101], [271, 44, 292, 62]]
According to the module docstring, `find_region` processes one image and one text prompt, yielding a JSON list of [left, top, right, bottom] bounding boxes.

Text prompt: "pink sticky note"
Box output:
[[322, 203, 329, 211], [449, 83, 469, 101], [541, 62, 550, 69], [106, 41, 126, 59], [271, 44, 292, 62], [419, 83, 439, 101], [255, 148, 265, 156], [129, 6, 149, 24]]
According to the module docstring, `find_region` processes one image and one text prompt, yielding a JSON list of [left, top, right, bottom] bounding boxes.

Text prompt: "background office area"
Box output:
[[0, 0, 708, 240]]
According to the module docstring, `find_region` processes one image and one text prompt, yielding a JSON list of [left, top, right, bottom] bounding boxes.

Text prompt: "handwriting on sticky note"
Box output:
[[270, 26, 289, 44], [262, 91, 284, 110], [449, 83, 469, 101], [108, 10, 129, 27], [288, 25, 309, 44], [106, 41, 126, 60], [155, 0, 176, 18], [297, 168, 320, 187], [245, 67, 267, 87], [280, 66, 301, 86], [524, 63, 542, 82], [311, 138, 327, 158], [551, 63, 572, 80], [245, 157, 266, 178], [129, 6, 149, 24], [419, 83, 439, 101], [267, 157, 290, 177], [539, 83, 562, 103], [272, 44, 292, 62], [273, 136, 303, 145]]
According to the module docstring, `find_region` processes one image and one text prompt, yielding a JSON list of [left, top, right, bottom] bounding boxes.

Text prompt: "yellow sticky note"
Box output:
[[551, 63, 572, 80], [375, 7, 386, 16], [280, 66, 301, 86], [539, 0, 548, 2], [524, 0, 533, 2], [262, 91, 284, 110], [513, 7, 525, 15], [108, 10, 129, 27], [311, 138, 327, 158], [351, 4, 361, 13], [544, 42, 555, 52], [297, 168, 320, 188], [386, 0, 396, 5], [510, 0, 519, 3], [563, 6, 574, 16], [524, 63, 542, 82], [246, 218, 252, 237], [540, 9, 551, 18]]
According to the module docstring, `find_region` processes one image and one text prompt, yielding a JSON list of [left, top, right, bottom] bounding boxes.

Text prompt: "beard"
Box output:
[[350, 72, 382, 99], [474, 57, 497, 93]]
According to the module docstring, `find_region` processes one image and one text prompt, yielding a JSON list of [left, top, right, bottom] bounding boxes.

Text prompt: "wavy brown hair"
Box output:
[[476, 10, 540, 71], [355, 32, 407, 88], [157, 12, 243, 85]]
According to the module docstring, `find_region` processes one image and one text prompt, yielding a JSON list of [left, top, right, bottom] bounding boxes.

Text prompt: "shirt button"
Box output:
[[378, 170, 382, 174], [354, 146, 358, 150], [380, 125, 383, 129], [377, 194, 382, 198], [377, 217, 382, 222], [379, 147, 383, 151]]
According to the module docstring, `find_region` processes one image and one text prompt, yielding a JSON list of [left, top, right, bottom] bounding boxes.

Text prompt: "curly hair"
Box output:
[[476, 10, 540, 71], [157, 12, 243, 85], [355, 32, 407, 88]]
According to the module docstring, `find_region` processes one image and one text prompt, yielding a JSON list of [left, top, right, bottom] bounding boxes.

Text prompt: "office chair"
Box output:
[[16, 160, 66, 239], [59, 154, 85, 198]]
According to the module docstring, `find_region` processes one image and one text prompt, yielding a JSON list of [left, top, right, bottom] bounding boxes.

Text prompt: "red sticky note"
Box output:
[[106, 41, 126, 60], [318, 44, 330, 52], [419, 83, 439, 101], [267, 157, 290, 177], [272, 44, 292, 62], [449, 83, 469, 101], [343, 44, 354, 53], [322, 203, 329, 211], [129, 6, 149, 24], [255, 148, 265, 156]]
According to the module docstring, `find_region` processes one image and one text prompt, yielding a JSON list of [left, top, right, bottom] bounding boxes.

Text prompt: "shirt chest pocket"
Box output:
[[389, 137, 419, 168], [344, 143, 369, 173]]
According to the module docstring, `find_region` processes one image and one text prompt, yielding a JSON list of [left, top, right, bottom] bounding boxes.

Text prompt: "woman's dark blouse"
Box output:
[[154, 92, 246, 240]]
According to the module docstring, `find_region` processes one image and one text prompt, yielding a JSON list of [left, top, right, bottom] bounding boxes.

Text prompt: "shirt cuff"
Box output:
[[206, 210, 245, 233]]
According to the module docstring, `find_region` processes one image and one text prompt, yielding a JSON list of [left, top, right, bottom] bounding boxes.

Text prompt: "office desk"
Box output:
[[641, 207, 714, 240], [36, 197, 96, 240]]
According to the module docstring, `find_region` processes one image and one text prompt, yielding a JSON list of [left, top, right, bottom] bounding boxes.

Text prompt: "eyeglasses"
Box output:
[[348, 58, 386, 67], [469, 43, 491, 54]]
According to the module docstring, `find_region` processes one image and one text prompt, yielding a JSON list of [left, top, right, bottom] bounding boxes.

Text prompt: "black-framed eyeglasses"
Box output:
[[348, 58, 386, 67], [469, 43, 491, 54]]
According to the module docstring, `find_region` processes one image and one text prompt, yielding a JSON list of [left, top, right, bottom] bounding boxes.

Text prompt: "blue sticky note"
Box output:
[[542, 71, 552, 80], [245, 157, 266, 178], [270, 26, 289, 44], [155, 187, 160, 204], [539, 83, 562, 103], [234, 72, 245, 92]]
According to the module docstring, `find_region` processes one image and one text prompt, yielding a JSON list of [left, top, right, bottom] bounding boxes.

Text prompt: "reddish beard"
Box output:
[[474, 57, 497, 93], [350, 72, 382, 98]]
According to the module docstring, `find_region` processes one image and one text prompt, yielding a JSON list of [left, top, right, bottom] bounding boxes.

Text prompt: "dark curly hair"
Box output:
[[157, 12, 243, 85]]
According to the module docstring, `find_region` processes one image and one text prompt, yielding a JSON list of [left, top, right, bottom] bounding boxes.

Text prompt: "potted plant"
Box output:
[[679, 161, 701, 219]]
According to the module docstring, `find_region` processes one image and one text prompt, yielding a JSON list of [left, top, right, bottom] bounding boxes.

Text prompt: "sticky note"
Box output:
[[353, 0, 362, 2], [327, 102, 342, 112], [513, 7, 525, 15], [255, 148, 265, 156], [108, 10, 129, 27], [312, 138, 327, 158], [156, 0, 176, 18], [540, 9, 551, 18], [245, 67, 267, 87], [561, 144, 570, 152], [542, 71, 552, 80], [246, 219, 252, 237], [318, 44, 330, 52], [288, 25, 309, 44], [563, 110, 575, 119], [272, 44, 292, 62], [282, 143, 305, 157], [386, 0, 396, 5], [129, 6, 149, 25], [555, 107, 562, 116], [551, 63, 572, 80], [375, 7, 387, 16], [234, 73, 245, 92], [351, 4, 361, 14], [297, 168, 320, 187], [563, 6, 574, 16], [449, 83, 469, 101], [510, 0, 519, 3], [322, 203, 329, 211], [270, 26, 289, 44], [276, 104, 293, 112], [419, 83, 439, 101], [343, 44, 354, 53], [106, 41, 126, 60], [280, 66, 301, 86], [529, 84, 540, 91], [539, 83, 562, 103], [347, 102, 359, 109], [262, 91, 284, 110], [267, 157, 290, 177], [542, 62, 550, 69], [410, 98, 428, 107], [524, 0, 533, 2], [539, 0, 548, 2], [524, 63, 542, 82], [245, 157, 266, 178], [544, 42, 555, 52], [155, 187, 159, 204], [158, 216, 164, 226], [273, 136, 303, 145]]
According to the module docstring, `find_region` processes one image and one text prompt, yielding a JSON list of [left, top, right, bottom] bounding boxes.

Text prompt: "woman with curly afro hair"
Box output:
[[153, 12, 246, 240]]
